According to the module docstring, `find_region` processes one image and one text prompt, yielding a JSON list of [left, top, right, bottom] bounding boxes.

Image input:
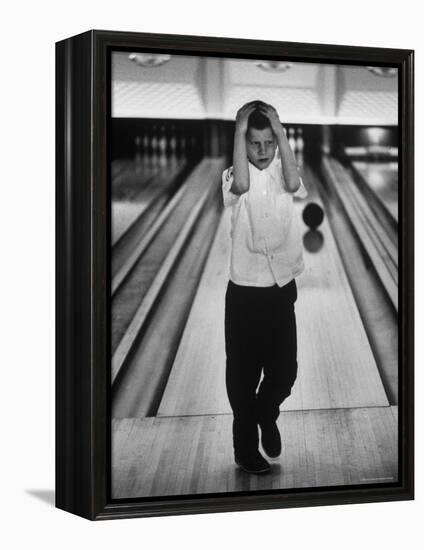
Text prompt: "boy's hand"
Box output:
[[258, 103, 285, 137], [235, 101, 257, 134]]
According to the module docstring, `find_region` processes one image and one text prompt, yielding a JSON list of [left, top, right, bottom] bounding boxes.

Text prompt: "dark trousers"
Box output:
[[224, 279, 298, 458]]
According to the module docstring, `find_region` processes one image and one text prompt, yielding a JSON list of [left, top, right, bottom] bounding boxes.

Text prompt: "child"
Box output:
[[222, 100, 307, 474]]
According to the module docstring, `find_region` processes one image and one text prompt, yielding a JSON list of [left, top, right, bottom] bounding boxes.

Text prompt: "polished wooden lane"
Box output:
[[333, 162, 397, 269], [322, 158, 398, 311], [352, 161, 398, 222], [157, 165, 389, 417], [112, 406, 398, 498], [157, 211, 229, 416], [112, 164, 225, 418], [328, 159, 397, 276], [112, 160, 190, 276], [112, 160, 160, 244], [111, 158, 224, 355], [315, 164, 398, 403]]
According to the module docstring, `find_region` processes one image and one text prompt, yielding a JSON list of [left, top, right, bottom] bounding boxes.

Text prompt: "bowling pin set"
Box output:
[[134, 122, 201, 169], [132, 122, 306, 169], [286, 126, 305, 166]]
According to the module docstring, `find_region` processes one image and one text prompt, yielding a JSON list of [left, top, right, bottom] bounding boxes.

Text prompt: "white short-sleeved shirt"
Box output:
[[222, 153, 307, 287]]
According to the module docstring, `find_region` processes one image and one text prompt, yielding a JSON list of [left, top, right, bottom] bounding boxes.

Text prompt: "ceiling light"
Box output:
[[366, 67, 397, 78], [254, 61, 293, 72], [128, 53, 172, 68]]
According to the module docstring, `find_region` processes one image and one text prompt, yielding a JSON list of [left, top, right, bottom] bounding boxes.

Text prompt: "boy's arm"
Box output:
[[260, 104, 301, 194], [231, 102, 256, 195]]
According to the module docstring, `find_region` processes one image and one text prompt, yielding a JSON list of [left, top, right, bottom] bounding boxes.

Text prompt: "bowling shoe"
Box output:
[[235, 451, 271, 474], [259, 421, 282, 458]]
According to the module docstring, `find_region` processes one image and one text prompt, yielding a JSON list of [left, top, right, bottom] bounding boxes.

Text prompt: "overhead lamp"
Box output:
[[254, 60, 293, 72], [128, 53, 172, 68], [366, 66, 397, 78]]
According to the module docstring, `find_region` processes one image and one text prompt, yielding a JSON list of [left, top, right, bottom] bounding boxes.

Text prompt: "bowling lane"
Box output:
[[111, 159, 223, 357], [112, 158, 158, 244], [158, 164, 389, 417], [157, 211, 230, 417], [112, 160, 188, 245], [351, 160, 398, 222]]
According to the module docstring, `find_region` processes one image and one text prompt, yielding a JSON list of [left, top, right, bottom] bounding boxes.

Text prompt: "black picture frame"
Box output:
[[56, 29, 414, 520]]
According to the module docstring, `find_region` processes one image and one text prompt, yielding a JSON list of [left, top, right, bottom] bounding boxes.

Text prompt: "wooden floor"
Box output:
[[112, 406, 398, 498]]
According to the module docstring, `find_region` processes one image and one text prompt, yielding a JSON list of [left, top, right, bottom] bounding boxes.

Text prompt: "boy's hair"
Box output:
[[247, 101, 272, 132]]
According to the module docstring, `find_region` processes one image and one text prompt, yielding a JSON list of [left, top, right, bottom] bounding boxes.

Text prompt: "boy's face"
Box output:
[[246, 126, 277, 170]]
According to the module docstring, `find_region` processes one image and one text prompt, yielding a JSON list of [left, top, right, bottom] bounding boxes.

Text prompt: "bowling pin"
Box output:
[[144, 128, 152, 167], [142, 131, 149, 160], [158, 124, 167, 167], [296, 128, 304, 154], [150, 125, 159, 170], [169, 125, 177, 165], [134, 135, 143, 173], [288, 127, 296, 153], [296, 128, 304, 166]]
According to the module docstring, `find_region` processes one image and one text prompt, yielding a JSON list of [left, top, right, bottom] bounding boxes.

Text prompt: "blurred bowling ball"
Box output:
[[302, 202, 324, 229], [303, 229, 324, 253]]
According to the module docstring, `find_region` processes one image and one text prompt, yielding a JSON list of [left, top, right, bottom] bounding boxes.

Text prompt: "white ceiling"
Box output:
[[112, 52, 398, 125]]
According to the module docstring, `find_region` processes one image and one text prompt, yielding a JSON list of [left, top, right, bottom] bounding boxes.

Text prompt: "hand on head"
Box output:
[[236, 101, 284, 137], [256, 102, 284, 136], [235, 101, 258, 133]]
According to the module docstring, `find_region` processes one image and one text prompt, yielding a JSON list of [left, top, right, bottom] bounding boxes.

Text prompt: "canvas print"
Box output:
[[110, 51, 398, 499]]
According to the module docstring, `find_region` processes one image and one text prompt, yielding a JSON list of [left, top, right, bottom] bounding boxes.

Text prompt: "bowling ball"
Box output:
[[303, 229, 324, 253], [302, 202, 324, 229]]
